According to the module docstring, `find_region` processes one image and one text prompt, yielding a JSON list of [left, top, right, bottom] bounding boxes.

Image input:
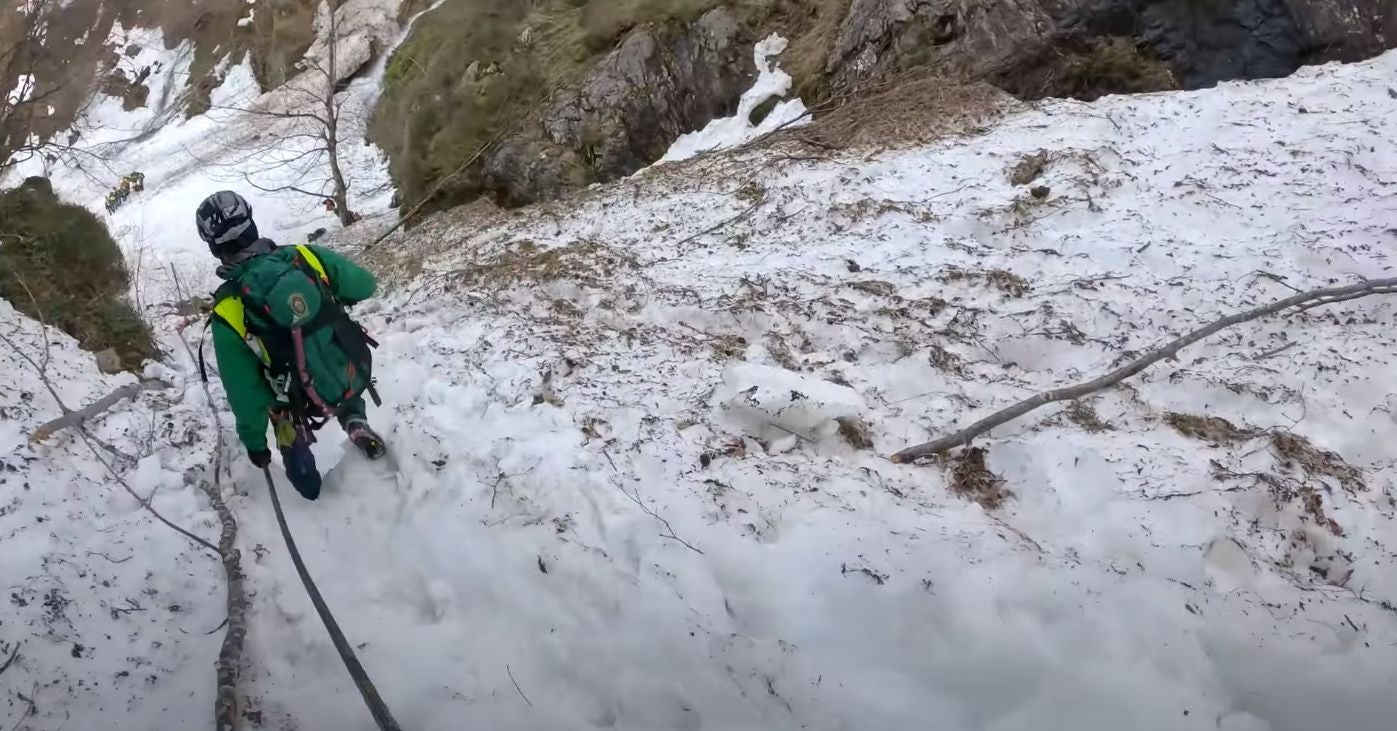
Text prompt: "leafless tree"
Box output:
[[0, 0, 60, 173], [0, 0, 125, 190], [211, 0, 359, 227]]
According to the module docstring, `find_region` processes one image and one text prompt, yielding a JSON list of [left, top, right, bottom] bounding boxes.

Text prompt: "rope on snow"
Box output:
[[262, 467, 403, 731]]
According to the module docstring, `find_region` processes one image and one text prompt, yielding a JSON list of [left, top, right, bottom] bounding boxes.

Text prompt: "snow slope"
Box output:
[[0, 301, 225, 729], [5, 28, 1397, 731]]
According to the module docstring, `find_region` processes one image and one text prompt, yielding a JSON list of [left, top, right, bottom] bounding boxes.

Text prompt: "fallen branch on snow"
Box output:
[[0, 323, 217, 553], [29, 379, 169, 444], [891, 276, 1397, 463]]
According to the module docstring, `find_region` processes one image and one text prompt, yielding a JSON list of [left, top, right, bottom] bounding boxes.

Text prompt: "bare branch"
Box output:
[[891, 276, 1397, 463], [75, 427, 220, 553], [241, 173, 331, 199], [205, 102, 329, 126], [0, 305, 218, 554], [507, 664, 532, 707], [29, 380, 169, 443]]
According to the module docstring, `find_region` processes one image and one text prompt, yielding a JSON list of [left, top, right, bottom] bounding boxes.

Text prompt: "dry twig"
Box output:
[[611, 477, 703, 554], [507, 664, 532, 707], [0, 642, 18, 678]]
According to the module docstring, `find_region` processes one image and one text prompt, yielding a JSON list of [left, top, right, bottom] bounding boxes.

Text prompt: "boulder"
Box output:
[[94, 348, 123, 375]]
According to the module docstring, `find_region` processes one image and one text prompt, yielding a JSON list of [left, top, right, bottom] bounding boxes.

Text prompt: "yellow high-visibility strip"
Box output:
[[296, 245, 330, 283]]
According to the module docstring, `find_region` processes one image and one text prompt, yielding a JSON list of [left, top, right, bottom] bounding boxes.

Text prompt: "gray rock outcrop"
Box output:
[[483, 8, 754, 206]]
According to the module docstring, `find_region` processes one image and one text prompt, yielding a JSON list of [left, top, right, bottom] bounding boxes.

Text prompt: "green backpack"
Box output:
[[204, 245, 379, 423]]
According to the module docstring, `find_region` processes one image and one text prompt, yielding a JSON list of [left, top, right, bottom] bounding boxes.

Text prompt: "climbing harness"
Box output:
[[263, 466, 402, 730]]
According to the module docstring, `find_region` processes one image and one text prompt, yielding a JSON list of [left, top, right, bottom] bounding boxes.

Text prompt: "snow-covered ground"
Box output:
[[4, 11, 1397, 730]]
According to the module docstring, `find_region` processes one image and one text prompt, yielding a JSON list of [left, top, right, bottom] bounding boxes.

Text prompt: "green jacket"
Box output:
[[211, 244, 377, 452]]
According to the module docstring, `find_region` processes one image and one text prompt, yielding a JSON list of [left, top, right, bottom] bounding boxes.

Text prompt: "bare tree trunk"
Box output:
[[324, 4, 355, 228], [890, 276, 1397, 464]]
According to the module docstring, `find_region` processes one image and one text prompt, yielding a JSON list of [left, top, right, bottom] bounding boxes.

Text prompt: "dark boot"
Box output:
[[281, 440, 322, 500], [274, 412, 322, 500], [342, 416, 386, 461]]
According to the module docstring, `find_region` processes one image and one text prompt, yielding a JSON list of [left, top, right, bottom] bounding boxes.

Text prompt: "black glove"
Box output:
[[248, 449, 272, 469]]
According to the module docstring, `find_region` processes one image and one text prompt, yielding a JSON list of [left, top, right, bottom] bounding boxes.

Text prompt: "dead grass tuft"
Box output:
[[1299, 486, 1345, 537], [1065, 401, 1112, 433], [1166, 413, 1254, 444], [787, 75, 1012, 151], [1009, 150, 1050, 186], [1270, 431, 1365, 493], [938, 266, 1030, 297], [451, 239, 636, 290], [847, 280, 898, 298], [764, 333, 802, 370], [948, 447, 1010, 510], [836, 416, 873, 450], [927, 344, 965, 375], [997, 37, 1179, 102]]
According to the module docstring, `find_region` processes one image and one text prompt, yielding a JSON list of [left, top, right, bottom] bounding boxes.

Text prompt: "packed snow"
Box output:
[[4, 73, 33, 108], [659, 34, 810, 164], [3, 7, 1397, 730]]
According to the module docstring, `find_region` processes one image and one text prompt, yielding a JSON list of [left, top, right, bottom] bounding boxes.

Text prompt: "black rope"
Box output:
[[263, 467, 403, 730]]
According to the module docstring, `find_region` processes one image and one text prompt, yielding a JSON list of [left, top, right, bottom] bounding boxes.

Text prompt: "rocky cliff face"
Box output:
[[484, 8, 753, 207], [0, 0, 331, 154], [374, 0, 1391, 213], [820, 0, 1392, 94]]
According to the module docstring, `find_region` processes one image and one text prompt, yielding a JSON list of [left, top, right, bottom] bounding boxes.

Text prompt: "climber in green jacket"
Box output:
[[197, 191, 386, 500]]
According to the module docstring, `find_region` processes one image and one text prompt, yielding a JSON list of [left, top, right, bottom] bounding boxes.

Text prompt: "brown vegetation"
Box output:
[[996, 37, 1179, 102], [787, 75, 1010, 151], [948, 447, 1010, 510], [0, 180, 155, 370]]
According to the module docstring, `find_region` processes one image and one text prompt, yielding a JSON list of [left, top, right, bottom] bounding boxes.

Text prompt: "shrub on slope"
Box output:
[[0, 177, 155, 370]]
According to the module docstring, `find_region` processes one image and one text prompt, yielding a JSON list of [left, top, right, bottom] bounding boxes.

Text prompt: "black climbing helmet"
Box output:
[[195, 191, 259, 258]]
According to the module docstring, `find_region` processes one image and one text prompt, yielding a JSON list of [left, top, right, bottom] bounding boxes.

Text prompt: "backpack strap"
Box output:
[[295, 245, 331, 285], [204, 291, 273, 380], [212, 295, 248, 339], [198, 320, 212, 383]]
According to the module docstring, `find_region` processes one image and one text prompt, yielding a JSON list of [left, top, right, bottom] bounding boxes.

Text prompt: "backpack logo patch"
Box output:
[[288, 292, 310, 322]]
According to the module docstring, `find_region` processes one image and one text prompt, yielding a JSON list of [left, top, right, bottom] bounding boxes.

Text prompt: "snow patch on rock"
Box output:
[[659, 34, 809, 163]]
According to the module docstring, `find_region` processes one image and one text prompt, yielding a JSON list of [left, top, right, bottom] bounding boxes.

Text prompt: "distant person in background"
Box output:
[[196, 190, 387, 500]]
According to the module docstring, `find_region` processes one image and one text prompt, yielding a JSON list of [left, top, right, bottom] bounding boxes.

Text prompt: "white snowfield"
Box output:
[[4, 30, 1397, 731]]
